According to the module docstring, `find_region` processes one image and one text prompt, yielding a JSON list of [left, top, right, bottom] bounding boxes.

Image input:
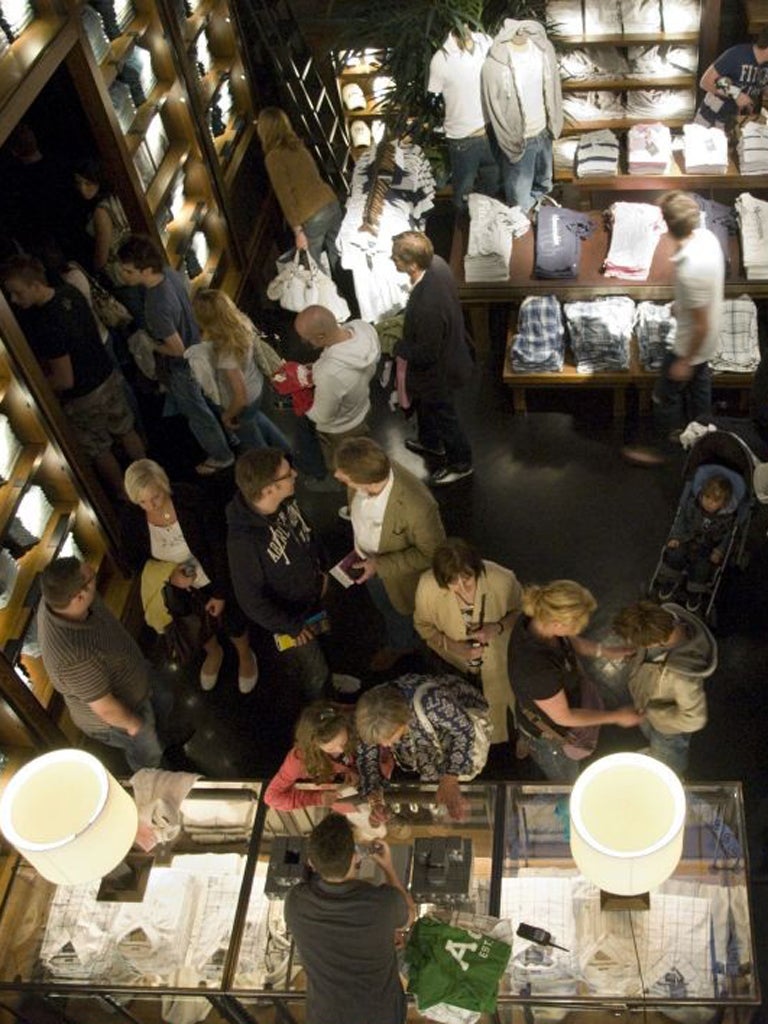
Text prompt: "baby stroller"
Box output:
[[648, 430, 758, 623]]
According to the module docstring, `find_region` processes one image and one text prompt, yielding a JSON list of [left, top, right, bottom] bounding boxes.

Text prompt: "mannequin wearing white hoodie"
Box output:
[[295, 305, 381, 470], [480, 19, 563, 211]]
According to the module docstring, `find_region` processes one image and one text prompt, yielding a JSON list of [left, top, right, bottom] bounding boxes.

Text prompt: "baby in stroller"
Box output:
[[657, 467, 740, 614]]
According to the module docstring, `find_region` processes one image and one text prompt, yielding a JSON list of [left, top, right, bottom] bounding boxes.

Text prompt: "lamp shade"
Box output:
[[569, 752, 686, 895], [0, 750, 137, 885]]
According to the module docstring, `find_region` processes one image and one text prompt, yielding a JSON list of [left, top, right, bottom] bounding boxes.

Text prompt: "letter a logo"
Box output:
[[445, 939, 478, 972]]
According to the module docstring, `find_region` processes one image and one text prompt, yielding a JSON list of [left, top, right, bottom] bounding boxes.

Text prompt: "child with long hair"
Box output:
[[192, 289, 291, 452], [265, 701, 358, 810]]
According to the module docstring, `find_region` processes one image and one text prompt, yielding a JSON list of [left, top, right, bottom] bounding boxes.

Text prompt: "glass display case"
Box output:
[[0, 781, 759, 1024]]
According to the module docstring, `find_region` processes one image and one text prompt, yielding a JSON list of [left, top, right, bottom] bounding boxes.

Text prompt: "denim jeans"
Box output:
[[499, 130, 553, 211], [295, 415, 329, 480], [448, 134, 500, 211], [280, 637, 329, 701], [640, 721, 690, 776], [236, 401, 291, 453], [661, 542, 716, 590], [653, 350, 712, 443], [366, 575, 419, 651], [304, 200, 343, 273], [525, 732, 581, 782], [418, 398, 472, 467], [88, 697, 163, 772], [166, 361, 232, 464]]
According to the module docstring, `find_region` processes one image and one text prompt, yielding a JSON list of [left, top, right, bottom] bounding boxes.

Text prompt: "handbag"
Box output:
[[162, 583, 213, 667], [413, 678, 493, 781], [266, 250, 319, 312], [89, 272, 132, 328]]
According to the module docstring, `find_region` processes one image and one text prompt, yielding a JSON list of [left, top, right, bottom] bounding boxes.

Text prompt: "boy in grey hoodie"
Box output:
[[295, 305, 380, 471], [613, 601, 717, 776], [480, 18, 563, 210]]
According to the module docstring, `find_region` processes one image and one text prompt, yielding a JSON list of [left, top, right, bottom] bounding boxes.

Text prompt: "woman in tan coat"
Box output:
[[414, 538, 522, 744], [256, 107, 343, 270]]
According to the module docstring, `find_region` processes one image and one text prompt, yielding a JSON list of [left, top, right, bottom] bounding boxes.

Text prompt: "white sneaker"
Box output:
[[238, 649, 259, 694], [331, 673, 361, 694]]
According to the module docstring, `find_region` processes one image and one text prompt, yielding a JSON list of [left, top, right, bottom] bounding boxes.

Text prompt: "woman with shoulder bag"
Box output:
[[508, 580, 642, 782], [192, 289, 292, 452], [122, 459, 258, 694]]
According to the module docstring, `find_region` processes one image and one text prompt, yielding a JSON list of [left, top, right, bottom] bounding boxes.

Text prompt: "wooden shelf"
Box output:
[[146, 141, 193, 212], [0, 446, 45, 540], [554, 31, 699, 45], [745, 0, 768, 32], [0, 504, 74, 645], [561, 75, 696, 91], [555, 152, 763, 188], [124, 80, 173, 142], [0, 15, 70, 116], [100, 12, 152, 76], [561, 115, 691, 135]]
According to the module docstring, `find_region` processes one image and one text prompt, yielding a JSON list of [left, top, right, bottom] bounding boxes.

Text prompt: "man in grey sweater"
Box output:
[[37, 557, 167, 770]]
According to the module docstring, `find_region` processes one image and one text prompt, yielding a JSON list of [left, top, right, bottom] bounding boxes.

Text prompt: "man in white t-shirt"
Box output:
[[427, 28, 499, 210], [294, 305, 380, 472], [625, 191, 724, 466]]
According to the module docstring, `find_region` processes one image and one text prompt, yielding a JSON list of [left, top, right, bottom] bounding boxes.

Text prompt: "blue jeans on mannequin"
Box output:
[[448, 134, 500, 211], [498, 130, 553, 211]]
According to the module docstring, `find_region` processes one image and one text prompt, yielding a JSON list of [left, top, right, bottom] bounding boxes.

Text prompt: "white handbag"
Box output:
[[266, 250, 319, 312]]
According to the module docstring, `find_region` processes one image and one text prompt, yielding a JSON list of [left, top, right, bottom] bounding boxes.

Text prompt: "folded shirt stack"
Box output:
[[534, 205, 596, 279], [553, 137, 580, 174], [625, 88, 696, 120], [660, 0, 700, 31], [737, 121, 768, 175], [583, 0, 662, 34], [627, 44, 698, 78], [558, 46, 630, 81], [563, 91, 625, 125], [0, 413, 21, 484], [683, 123, 729, 173], [693, 194, 737, 267], [465, 194, 530, 282], [735, 193, 768, 280], [710, 296, 760, 372], [634, 301, 676, 370], [576, 129, 620, 177], [627, 123, 673, 173], [509, 296, 566, 373], [545, 0, 584, 35], [563, 296, 636, 373], [603, 202, 665, 280]]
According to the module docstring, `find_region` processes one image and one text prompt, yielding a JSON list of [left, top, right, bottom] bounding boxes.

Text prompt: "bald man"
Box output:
[[295, 305, 380, 471]]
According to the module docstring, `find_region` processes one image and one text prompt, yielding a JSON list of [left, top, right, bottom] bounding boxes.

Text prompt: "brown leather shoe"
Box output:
[[622, 445, 667, 467]]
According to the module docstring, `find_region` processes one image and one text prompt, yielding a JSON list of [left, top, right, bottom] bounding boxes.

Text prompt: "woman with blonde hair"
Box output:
[[507, 580, 641, 781], [192, 288, 291, 452], [264, 701, 358, 810], [256, 107, 343, 270], [121, 458, 257, 694]]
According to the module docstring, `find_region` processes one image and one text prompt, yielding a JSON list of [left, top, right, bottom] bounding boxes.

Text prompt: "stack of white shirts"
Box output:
[[545, 0, 583, 35], [465, 194, 529, 282], [710, 296, 760, 372], [0, 413, 21, 484], [576, 129, 620, 177], [626, 88, 696, 119], [563, 297, 636, 373], [563, 91, 625, 125], [604, 202, 665, 280], [584, 0, 661, 34], [735, 193, 768, 279], [627, 123, 672, 173], [553, 137, 580, 174], [660, 0, 700, 30], [558, 47, 630, 82], [737, 122, 768, 175], [627, 44, 698, 78], [683, 124, 728, 173]]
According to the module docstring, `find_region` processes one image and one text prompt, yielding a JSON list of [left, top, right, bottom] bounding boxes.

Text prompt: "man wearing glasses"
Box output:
[[37, 557, 167, 770], [227, 448, 331, 701]]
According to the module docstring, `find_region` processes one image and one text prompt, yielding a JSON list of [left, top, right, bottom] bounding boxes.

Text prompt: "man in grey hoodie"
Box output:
[[480, 19, 563, 210], [613, 600, 717, 776], [295, 305, 381, 473]]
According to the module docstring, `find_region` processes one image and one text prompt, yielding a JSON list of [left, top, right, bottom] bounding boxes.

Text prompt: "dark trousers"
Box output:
[[653, 352, 712, 444], [417, 397, 472, 466], [662, 542, 716, 591]]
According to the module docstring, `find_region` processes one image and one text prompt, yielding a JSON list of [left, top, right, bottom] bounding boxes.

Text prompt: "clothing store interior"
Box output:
[[0, 0, 767, 1020]]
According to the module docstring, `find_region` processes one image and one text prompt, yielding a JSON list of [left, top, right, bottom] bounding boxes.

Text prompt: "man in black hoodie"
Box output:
[[226, 448, 329, 699]]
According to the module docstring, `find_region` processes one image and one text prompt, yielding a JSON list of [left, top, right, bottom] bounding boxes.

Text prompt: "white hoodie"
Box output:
[[307, 320, 380, 433]]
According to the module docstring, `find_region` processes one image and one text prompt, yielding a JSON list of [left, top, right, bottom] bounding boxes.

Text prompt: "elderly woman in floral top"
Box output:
[[354, 673, 490, 822]]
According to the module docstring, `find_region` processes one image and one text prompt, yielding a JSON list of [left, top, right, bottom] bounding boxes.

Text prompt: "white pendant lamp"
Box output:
[[569, 752, 686, 906], [0, 749, 138, 885]]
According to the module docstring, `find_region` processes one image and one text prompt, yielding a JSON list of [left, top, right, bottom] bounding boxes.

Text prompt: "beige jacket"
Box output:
[[414, 561, 523, 742], [355, 462, 446, 616]]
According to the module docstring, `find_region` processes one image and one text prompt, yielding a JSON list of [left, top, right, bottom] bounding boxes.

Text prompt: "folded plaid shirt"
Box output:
[[634, 301, 676, 370], [510, 296, 565, 372], [563, 296, 635, 374], [710, 296, 760, 372]]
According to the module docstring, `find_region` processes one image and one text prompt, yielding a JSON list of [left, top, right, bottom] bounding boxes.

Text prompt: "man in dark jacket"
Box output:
[[392, 231, 474, 486], [226, 448, 329, 699]]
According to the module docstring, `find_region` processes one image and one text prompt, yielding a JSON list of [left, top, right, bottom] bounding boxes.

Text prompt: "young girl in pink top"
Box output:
[[265, 702, 358, 810]]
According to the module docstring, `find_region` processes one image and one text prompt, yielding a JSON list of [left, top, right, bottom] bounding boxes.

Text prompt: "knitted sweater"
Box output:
[[265, 144, 337, 230]]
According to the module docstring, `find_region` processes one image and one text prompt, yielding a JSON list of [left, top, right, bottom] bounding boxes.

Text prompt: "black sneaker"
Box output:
[[430, 464, 474, 486], [685, 593, 703, 614], [657, 581, 677, 601], [405, 438, 446, 458]]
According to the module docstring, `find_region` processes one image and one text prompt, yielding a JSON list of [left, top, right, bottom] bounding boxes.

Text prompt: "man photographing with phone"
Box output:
[[284, 813, 415, 1024]]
